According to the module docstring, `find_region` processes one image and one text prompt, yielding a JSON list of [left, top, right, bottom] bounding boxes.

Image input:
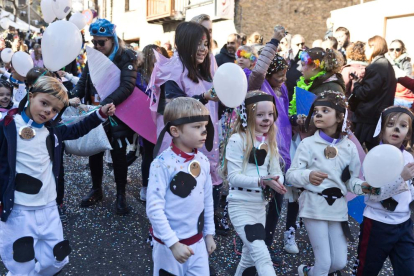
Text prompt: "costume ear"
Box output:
[[153, 122, 171, 158], [205, 116, 214, 152]]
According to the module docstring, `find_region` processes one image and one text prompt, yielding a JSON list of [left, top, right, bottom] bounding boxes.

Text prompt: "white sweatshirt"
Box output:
[[363, 149, 414, 224], [225, 133, 284, 203], [146, 147, 215, 248], [286, 130, 364, 221]]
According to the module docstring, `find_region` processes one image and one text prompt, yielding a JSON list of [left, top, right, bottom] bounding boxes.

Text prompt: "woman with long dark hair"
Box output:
[[351, 35, 397, 150], [148, 21, 220, 202]]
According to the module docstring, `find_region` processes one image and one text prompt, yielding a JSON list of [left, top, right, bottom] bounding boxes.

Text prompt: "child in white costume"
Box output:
[[286, 91, 368, 276], [224, 91, 286, 276], [0, 76, 115, 275], [354, 106, 414, 276], [147, 97, 216, 276]]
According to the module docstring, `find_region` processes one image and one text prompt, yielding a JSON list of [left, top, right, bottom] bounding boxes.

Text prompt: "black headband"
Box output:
[[245, 94, 274, 106], [153, 115, 214, 158], [305, 100, 346, 132]]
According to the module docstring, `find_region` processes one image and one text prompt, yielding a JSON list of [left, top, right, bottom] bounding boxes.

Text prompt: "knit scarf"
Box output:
[[288, 70, 326, 116]]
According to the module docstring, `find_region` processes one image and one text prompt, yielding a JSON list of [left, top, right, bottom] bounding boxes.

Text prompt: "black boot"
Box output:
[[80, 188, 103, 207], [116, 189, 131, 215]]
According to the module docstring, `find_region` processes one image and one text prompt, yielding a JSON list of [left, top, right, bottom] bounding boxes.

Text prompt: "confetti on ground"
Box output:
[[0, 154, 397, 275]]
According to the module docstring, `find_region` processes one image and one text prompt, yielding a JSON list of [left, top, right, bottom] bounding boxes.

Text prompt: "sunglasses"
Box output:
[[92, 38, 109, 47], [296, 42, 305, 47], [389, 48, 401, 52]]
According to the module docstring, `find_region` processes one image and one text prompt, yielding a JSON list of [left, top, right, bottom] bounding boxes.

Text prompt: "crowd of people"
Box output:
[[0, 12, 413, 276]]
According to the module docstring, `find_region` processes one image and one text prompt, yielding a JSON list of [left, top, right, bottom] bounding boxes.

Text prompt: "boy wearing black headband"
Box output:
[[0, 76, 115, 275], [147, 97, 216, 275]]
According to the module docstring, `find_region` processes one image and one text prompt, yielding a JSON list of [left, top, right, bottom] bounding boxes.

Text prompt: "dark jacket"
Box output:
[[0, 111, 103, 222], [286, 50, 303, 102], [309, 72, 346, 95], [215, 45, 235, 67], [352, 55, 397, 124], [71, 47, 138, 141]]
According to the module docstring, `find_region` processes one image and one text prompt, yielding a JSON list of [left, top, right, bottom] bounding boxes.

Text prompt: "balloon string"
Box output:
[[109, 116, 118, 126]]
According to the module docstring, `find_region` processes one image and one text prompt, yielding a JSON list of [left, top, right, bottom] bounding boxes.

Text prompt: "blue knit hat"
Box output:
[[89, 18, 119, 61]]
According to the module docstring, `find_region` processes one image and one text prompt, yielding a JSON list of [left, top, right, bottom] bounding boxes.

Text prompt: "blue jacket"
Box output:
[[0, 111, 103, 222]]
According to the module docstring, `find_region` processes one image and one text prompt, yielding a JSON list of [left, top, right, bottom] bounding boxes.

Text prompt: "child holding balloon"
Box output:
[[286, 91, 368, 276], [223, 91, 286, 276], [354, 106, 414, 276]]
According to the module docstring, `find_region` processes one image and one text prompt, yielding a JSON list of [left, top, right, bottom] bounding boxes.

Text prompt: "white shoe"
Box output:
[[284, 227, 299, 254], [298, 264, 310, 276], [140, 187, 147, 201]]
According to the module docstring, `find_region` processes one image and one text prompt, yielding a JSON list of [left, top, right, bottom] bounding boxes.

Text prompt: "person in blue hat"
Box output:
[[71, 18, 138, 215]]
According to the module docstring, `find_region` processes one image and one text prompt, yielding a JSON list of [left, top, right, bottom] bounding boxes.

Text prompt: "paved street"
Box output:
[[0, 154, 396, 275]]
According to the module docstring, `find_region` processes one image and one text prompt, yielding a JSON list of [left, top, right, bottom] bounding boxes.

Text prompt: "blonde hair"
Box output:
[[236, 45, 257, 68], [164, 97, 210, 125], [32, 76, 69, 107], [221, 91, 281, 177]]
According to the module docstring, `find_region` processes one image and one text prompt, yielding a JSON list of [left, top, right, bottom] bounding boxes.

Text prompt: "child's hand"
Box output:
[[273, 25, 286, 41], [69, 97, 80, 107], [205, 234, 216, 255], [264, 176, 287, 194], [401, 163, 414, 181], [170, 242, 194, 264], [101, 103, 116, 117], [309, 171, 328, 186], [203, 89, 219, 102], [361, 182, 380, 195]]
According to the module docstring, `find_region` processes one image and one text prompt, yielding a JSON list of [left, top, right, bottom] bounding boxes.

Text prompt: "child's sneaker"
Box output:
[[298, 264, 311, 276], [140, 187, 147, 201], [284, 227, 299, 254], [58, 204, 67, 224], [328, 271, 342, 276], [214, 214, 229, 236]]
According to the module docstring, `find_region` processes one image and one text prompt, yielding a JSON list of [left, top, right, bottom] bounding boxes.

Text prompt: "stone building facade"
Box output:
[[234, 0, 375, 44]]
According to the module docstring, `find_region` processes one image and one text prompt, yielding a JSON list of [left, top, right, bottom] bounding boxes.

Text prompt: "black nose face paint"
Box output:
[[316, 113, 322, 118], [201, 130, 207, 136], [394, 127, 400, 133], [262, 119, 269, 123]]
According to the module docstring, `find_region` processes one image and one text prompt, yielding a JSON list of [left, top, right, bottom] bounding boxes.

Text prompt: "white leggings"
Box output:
[[303, 218, 347, 276], [228, 200, 276, 276]]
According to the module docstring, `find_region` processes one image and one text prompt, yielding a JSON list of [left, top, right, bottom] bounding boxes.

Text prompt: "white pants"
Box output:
[[303, 218, 347, 276], [152, 238, 209, 276], [0, 202, 69, 276], [228, 200, 276, 276]]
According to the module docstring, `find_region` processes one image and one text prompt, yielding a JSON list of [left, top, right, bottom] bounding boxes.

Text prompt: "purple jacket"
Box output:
[[245, 68, 292, 171]]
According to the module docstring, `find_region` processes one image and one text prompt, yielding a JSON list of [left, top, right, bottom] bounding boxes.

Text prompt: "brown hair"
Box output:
[[248, 32, 263, 45], [323, 49, 344, 73], [368, 35, 388, 62], [335, 27, 350, 38], [346, 41, 367, 62], [33, 76, 69, 107], [26, 67, 54, 87]]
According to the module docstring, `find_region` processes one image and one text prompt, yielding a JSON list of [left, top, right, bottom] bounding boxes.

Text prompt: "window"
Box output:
[[125, 0, 138, 12]]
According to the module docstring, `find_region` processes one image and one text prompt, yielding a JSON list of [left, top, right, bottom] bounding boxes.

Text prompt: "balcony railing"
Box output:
[[146, 0, 187, 23]]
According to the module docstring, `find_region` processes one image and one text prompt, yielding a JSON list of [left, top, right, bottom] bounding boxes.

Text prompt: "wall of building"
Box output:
[[235, 0, 375, 46]]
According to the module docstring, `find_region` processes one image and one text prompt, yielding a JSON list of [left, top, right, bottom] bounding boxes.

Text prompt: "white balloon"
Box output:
[[0, 18, 9, 30], [42, 20, 82, 72], [69, 12, 87, 30], [363, 144, 404, 188], [41, 0, 56, 23], [52, 0, 72, 20], [11, 51, 34, 77], [1, 48, 13, 63], [213, 63, 247, 108]]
